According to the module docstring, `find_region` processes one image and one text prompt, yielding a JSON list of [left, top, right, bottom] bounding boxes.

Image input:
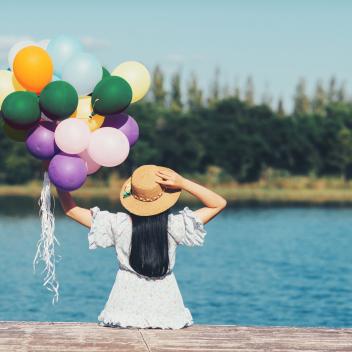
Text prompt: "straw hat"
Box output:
[[120, 165, 181, 216]]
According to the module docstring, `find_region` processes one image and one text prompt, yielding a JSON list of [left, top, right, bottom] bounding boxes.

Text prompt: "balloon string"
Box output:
[[33, 172, 60, 304], [92, 99, 100, 112], [90, 98, 100, 118]]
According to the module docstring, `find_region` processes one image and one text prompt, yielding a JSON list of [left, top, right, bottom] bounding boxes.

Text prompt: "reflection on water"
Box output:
[[0, 197, 352, 327], [0, 196, 124, 216]]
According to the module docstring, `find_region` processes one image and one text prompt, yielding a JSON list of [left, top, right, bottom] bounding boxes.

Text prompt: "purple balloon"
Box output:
[[48, 153, 87, 191], [26, 121, 58, 160], [102, 113, 139, 146]]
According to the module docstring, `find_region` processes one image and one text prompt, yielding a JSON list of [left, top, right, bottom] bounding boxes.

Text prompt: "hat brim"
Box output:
[[120, 177, 181, 216]]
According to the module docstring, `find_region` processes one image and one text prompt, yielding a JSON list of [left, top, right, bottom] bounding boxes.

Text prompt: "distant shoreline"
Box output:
[[3, 183, 352, 206]]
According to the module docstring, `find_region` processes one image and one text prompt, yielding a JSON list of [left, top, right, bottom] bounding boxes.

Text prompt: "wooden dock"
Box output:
[[0, 321, 352, 351]]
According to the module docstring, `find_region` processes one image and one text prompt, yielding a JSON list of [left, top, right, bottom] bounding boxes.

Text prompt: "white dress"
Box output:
[[88, 206, 206, 329]]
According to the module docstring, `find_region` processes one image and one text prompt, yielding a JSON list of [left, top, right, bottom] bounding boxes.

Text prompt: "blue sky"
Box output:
[[1, 0, 351, 110]]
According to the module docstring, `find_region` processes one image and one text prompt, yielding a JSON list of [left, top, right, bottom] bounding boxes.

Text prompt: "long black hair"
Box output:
[[129, 210, 170, 278]]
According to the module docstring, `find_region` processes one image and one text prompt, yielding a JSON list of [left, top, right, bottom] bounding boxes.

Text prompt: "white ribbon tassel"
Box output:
[[33, 171, 59, 303]]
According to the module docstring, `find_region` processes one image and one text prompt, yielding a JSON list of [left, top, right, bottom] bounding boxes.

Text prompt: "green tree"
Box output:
[[311, 80, 326, 116], [222, 84, 230, 99], [293, 78, 310, 115], [337, 81, 347, 103], [170, 71, 182, 112], [337, 128, 352, 179], [244, 76, 254, 107], [187, 72, 203, 110], [233, 78, 241, 99], [208, 67, 220, 107], [277, 97, 285, 118], [328, 76, 337, 103], [2, 68, 352, 186], [152, 65, 166, 106], [261, 83, 272, 108]]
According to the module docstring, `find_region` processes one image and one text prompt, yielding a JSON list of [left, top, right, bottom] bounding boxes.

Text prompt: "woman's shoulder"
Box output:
[[167, 207, 206, 246], [91, 206, 129, 219], [91, 207, 131, 231]]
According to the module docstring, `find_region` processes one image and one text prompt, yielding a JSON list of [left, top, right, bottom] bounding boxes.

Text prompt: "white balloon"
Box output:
[[37, 39, 51, 50], [88, 128, 129, 167], [55, 119, 91, 155], [79, 149, 101, 175], [8, 40, 36, 69]]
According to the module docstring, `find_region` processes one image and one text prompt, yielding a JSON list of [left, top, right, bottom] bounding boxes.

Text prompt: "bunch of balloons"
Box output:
[[0, 35, 150, 191]]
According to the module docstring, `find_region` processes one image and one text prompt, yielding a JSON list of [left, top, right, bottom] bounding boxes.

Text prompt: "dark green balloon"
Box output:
[[92, 76, 132, 115], [2, 91, 41, 127], [39, 81, 78, 120], [102, 67, 110, 79], [3, 121, 28, 142]]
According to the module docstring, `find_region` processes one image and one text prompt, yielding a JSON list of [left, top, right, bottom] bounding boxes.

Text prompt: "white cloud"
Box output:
[[165, 53, 186, 65], [0, 35, 34, 64], [0, 34, 111, 64], [80, 36, 111, 50], [0, 35, 33, 50], [0, 34, 111, 52], [164, 53, 206, 66]]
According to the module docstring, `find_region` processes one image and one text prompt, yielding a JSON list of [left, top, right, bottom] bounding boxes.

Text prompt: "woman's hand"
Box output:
[[156, 167, 226, 224], [155, 168, 185, 190]]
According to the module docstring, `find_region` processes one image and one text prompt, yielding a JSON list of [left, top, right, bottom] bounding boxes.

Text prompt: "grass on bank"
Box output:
[[3, 170, 352, 205]]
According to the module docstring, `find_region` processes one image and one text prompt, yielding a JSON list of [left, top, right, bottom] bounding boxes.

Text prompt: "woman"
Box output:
[[57, 164, 226, 329]]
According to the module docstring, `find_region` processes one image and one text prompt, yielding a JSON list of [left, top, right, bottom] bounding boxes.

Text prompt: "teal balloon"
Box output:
[[87, 67, 110, 97], [47, 35, 83, 77], [2, 91, 41, 127], [39, 81, 78, 120], [62, 52, 102, 96], [92, 76, 132, 115]]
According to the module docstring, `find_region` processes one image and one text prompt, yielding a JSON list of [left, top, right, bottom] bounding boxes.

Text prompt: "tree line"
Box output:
[[0, 66, 352, 184]]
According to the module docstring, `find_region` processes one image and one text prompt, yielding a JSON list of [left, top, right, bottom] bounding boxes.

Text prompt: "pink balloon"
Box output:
[[55, 119, 90, 154], [87, 127, 130, 167], [79, 149, 101, 175]]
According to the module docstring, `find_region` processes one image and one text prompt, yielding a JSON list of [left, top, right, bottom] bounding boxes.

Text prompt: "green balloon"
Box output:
[[92, 76, 132, 115], [2, 92, 41, 127], [39, 81, 78, 120], [102, 67, 110, 79], [3, 121, 28, 142]]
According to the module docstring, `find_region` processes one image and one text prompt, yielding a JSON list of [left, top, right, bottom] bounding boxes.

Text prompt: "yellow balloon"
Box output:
[[71, 96, 92, 118], [112, 61, 151, 103], [71, 96, 105, 131], [87, 114, 105, 131], [0, 70, 25, 108]]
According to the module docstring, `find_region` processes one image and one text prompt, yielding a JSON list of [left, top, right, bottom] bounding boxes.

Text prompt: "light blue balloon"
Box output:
[[52, 75, 61, 82], [47, 35, 83, 77], [62, 52, 103, 96]]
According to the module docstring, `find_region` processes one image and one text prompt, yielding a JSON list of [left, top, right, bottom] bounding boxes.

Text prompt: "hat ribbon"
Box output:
[[123, 179, 163, 202]]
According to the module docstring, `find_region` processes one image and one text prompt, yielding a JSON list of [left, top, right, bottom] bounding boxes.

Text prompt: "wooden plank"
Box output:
[[0, 322, 352, 352], [0, 322, 148, 352], [141, 325, 352, 352]]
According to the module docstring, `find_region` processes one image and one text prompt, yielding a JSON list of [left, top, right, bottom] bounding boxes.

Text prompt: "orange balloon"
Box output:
[[13, 46, 53, 94]]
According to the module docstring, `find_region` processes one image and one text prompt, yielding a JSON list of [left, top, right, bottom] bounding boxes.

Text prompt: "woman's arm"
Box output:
[[155, 169, 227, 224], [56, 189, 92, 228], [41, 162, 92, 227]]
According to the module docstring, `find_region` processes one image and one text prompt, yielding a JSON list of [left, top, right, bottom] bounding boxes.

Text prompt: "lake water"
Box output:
[[1, 197, 352, 327]]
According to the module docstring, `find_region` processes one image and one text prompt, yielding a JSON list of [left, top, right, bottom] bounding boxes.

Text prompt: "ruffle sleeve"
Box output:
[[88, 206, 128, 250], [168, 207, 206, 246]]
